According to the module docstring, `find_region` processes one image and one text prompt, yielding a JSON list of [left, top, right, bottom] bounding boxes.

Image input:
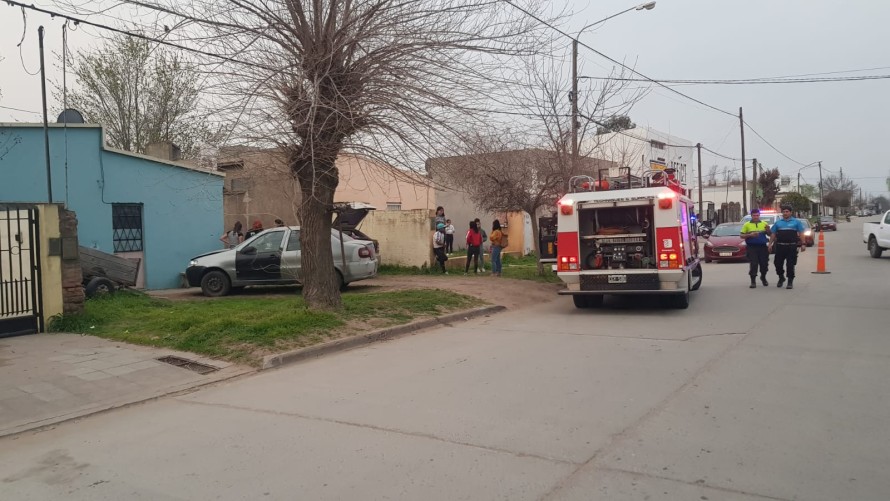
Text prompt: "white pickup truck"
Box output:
[[863, 210, 890, 258]]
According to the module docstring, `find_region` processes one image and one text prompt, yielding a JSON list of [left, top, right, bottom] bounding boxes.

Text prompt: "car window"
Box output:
[[884, 212, 890, 224], [712, 224, 742, 237], [249, 231, 284, 252], [286, 230, 301, 252]]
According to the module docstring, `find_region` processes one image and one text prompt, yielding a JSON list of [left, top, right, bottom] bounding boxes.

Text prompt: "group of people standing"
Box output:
[[432, 206, 506, 276], [220, 218, 285, 249], [741, 205, 807, 289]]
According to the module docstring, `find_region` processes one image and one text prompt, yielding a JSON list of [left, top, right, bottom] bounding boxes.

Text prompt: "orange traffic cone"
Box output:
[[811, 229, 831, 274]]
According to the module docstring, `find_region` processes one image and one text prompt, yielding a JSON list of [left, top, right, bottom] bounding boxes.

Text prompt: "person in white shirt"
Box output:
[[444, 219, 455, 254]]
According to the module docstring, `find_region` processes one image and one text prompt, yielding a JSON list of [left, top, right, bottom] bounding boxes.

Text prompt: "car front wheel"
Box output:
[[201, 270, 232, 297], [868, 237, 883, 258]]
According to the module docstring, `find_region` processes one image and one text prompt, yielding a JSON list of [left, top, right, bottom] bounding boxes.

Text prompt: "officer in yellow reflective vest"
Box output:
[[740, 209, 771, 288]]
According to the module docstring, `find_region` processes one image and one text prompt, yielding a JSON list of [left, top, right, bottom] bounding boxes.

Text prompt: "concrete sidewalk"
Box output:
[[0, 334, 251, 438]]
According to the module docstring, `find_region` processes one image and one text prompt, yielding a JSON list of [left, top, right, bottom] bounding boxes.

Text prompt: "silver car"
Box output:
[[185, 227, 379, 296]]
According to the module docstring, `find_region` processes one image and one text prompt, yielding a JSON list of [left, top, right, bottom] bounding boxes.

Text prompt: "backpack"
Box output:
[[434, 230, 445, 246]]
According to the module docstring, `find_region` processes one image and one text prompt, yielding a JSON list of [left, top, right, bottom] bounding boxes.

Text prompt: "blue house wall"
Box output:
[[0, 124, 223, 289]]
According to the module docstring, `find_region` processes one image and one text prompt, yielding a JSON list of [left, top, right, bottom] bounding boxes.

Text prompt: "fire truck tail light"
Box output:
[[559, 199, 574, 215], [660, 253, 668, 260], [657, 191, 676, 209], [669, 253, 678, 260]]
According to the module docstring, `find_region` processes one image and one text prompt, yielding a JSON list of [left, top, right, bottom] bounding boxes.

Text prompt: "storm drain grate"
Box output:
[[157, 355, 219, 375]]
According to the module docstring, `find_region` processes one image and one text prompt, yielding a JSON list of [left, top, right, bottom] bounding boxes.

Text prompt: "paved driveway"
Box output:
[[1, 220, 888, 500]]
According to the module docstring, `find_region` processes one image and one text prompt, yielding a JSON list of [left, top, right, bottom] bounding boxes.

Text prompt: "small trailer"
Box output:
[[79, 246, 141, 297]]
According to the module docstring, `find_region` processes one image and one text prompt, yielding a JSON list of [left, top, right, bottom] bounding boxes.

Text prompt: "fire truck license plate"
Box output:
[[719, 252, 732, 257], [608, 274, 627, 284]]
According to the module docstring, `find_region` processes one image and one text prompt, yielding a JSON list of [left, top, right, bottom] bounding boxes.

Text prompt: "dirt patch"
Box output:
[[148, 275, 563, 310], [349, 275, 563, 310]]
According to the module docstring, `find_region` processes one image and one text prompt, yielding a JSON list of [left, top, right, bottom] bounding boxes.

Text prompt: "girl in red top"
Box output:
[[465, 220, 482, 274]]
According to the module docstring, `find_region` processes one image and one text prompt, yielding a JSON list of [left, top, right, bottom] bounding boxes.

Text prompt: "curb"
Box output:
[[262, 305, 507, 370]]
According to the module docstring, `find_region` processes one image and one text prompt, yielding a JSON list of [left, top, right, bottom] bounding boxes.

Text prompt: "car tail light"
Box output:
[[557, 231, 580, 271], [358, 246, 372, 259]]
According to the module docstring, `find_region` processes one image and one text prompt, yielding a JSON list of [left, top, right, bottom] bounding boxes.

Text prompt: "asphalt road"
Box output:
[[1, 217, 888, 500]]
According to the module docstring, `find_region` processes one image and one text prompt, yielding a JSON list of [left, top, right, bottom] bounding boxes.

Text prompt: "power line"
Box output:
[[0, 104, 42, 115], [577, 74, 890, 85], [741, 121, 810, 167], [501, 0, 737, 118], [3, 0, 272, 71]]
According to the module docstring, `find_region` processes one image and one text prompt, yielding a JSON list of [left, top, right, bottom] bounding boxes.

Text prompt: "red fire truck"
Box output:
[[555, 169, 703, 309]]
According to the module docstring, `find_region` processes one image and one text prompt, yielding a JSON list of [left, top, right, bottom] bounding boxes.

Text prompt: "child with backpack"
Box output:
[[433, 222, 448, 274]]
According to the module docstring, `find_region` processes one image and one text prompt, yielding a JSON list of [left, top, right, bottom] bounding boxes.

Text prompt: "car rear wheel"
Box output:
[[85, 277, 116, 298], [868, 237, 883, 258], [336, 270, 348, 292], [201, 270, 231, 297]]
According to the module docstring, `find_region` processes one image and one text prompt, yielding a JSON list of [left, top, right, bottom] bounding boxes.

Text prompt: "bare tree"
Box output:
[[60, 34, 214, 157], [707, 165, 718, 186], [821, 173, 857, 212], [54, 1, 561, 310], [430, 51, 643, 272]]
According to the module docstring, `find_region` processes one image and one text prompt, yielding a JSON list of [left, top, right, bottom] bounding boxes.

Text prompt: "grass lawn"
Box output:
[[379, 254, 561, 284], [49, 289, 478, 366]]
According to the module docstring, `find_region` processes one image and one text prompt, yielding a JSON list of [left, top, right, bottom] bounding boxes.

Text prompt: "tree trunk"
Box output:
[[291, 150, 342, 311], [527, 211, 544, 276]]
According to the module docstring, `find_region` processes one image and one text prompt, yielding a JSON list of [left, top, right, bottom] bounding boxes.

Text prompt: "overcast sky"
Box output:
[[2, 0, 888, 198]]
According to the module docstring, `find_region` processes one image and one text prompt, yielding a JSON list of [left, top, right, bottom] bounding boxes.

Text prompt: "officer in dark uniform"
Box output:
[[769, 204, 807, 289]]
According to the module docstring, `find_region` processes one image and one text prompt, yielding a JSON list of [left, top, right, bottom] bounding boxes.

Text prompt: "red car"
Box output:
[[703, 223, 747, 263], [816, 216, 837, 231]]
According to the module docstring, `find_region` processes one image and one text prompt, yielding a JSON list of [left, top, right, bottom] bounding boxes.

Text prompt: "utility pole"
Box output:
[[751, 158, 757, 209], [797, 172, 801, 194], [571, 39, 579, 177], [39, 26, 53, 203], [818, 161, 825, 216], [739, 107, 747, 213], [696, 143, 703, 213]]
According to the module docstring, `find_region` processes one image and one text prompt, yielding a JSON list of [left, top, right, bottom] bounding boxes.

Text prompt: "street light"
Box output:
[[795, 161, 823, 215], [571, 3, 657, 174]]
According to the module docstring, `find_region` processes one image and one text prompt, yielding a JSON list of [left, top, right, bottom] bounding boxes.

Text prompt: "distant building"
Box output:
[[588, 126, 694, 182], [0, 123, 223, 289], [216, 148, 437, 230], [427, 148, 615, 254]]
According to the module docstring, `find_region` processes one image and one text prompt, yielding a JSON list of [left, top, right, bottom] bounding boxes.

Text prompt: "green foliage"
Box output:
[[781, 192, 813, 213], [757, 167, 780, 206], [49, 289, 476, 365], [596, 115, 636, 135], [62, 34, 214, 157], [799, 184, 819, 199]]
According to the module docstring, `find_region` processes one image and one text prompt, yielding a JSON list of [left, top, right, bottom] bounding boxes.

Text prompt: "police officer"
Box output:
[[769, 204, 806, 289], [741, 208, 771, 288]]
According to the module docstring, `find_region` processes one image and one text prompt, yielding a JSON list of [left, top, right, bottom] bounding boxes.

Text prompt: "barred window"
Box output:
[[112, 204, 144, 252], [386, 203, 401, 211]]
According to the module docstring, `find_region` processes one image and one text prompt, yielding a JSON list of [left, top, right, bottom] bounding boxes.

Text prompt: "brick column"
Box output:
[[60, 209, 85, 314]]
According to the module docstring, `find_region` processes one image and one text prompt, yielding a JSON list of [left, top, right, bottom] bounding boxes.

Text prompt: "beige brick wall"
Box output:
[[357, 209, 433, 268]]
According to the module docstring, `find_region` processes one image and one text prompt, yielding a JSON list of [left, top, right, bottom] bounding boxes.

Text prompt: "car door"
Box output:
[[235, 230, 284, 282], [280, 229, 302, 283], [880, 212, 890, 247]]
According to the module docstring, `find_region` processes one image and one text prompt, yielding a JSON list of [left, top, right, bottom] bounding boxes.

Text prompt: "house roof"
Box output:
[[0, 123, 223, 177]]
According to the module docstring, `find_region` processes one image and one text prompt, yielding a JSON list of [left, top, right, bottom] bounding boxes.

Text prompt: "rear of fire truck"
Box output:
[[555, 172, 702, 309]]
